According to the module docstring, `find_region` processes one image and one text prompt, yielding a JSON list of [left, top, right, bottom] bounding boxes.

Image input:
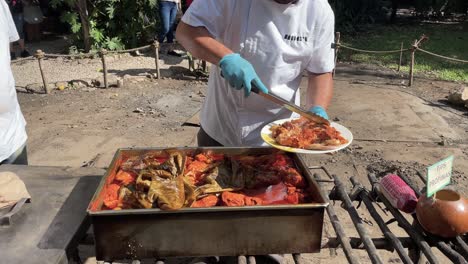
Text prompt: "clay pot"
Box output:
[[416, 189, 468, 238]]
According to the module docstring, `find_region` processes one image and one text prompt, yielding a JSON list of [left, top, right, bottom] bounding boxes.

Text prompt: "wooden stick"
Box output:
[[398, 42, 403, 72], [333, 32, 341, 77], [408, 39, 417, 87], [34, 50, 49, 94], [153, 41, 161, 79], [99, 49, 108, 88]]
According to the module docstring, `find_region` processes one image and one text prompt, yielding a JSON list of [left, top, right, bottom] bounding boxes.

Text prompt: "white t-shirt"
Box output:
[[0, 0, 27, 162], [182, 0, 335, 146]]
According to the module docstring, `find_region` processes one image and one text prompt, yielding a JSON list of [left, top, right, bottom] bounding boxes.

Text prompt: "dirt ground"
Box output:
[[14, 58, 468, 263]]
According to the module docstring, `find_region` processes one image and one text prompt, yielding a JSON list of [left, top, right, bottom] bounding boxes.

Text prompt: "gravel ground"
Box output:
[[12, 38, 193, 90]]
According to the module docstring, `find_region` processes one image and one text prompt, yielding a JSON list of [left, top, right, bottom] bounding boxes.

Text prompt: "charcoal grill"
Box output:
[[72, 154, 468, 264]]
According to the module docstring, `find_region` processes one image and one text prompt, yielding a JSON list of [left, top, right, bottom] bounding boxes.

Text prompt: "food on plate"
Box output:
[[270, 117, 348, 150], [97, 150, 313, 211]]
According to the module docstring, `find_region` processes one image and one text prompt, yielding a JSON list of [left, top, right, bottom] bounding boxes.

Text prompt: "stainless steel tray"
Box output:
[[87, 147, 329, 261]]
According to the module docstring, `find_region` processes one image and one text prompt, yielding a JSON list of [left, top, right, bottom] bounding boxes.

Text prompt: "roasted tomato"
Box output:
[[115, 170, 137, 185], [103, 184, 121, 209], [282, 168, 306, 188], [244, 196, 263, 206], [191, 195, 219, 208], [221, 192, 245, 207]]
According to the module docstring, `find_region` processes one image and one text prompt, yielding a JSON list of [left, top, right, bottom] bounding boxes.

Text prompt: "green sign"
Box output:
[[427, 155, 454, 197]]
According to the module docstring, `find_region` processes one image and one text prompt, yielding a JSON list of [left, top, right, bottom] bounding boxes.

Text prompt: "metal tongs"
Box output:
[[251, 83, 330, 125]]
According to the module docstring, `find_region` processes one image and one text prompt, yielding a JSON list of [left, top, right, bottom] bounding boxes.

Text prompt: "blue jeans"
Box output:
[[12, 13, 24, 39], [158, 1, 178, 43]]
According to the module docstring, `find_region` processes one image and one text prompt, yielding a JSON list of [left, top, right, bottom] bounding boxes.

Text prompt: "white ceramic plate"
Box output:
[[261, 118, 353, 154]]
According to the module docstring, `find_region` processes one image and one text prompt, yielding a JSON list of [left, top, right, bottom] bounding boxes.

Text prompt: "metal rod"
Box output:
[[397, 173, 422, 197], [368, 173, 438, 264], [153, 41, 161, 79], [333, 175, 383, 264], [238, 255, 247, 264], [316, 179, 335, 183], [293, 253, 305, 264], [34, 50, 49, 94], [350, 177, 414, 264], [308, 166, 333, 180], [411, 219, 467, 264], [313, 173, 361, 264], [99, 49, 108, 88], [324, 237, 415, 251], [455, 236, 468, 261]]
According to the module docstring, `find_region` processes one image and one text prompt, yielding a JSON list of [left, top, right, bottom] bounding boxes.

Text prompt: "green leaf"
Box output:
[[49, 0, 62, 9], [60, 12, 78, 24], [105, 6, 115, 19], [90, 28, 104, 43], [71, 22, 82, 33], [104, 37, 124, 50]]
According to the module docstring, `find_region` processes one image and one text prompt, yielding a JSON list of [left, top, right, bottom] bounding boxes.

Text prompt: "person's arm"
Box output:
[[304, 2, 335, 119], [176, 21, 233, 65], [306, 72, 333, 109], [176, 21, 268, 96], [306, 72, 333, 119]]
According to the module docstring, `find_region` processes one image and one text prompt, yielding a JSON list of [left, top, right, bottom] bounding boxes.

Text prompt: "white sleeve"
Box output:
[[181, 0, 230, 39], [2, 0, 19, 42], [306, 5, 335, 74]]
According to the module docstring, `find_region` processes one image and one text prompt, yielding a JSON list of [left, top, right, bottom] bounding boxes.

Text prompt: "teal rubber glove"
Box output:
[[219, 53, 268, 97], [309, 106, 329, 120]]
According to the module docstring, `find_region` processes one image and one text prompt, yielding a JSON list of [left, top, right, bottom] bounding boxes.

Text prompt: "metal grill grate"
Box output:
[[77, 165, 468, 264]]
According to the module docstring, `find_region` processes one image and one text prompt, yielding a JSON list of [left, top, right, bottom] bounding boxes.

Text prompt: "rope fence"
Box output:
[[334, 32, 468, 86], [336, 43, 412, 54], [417, 48, 468, 63], [13, 41, 162, 94], [11, 32, 468, 94]]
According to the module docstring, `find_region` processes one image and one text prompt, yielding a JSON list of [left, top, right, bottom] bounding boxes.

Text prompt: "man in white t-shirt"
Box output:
[[177, 0, 335, 147], [0, 0, 28, 165]]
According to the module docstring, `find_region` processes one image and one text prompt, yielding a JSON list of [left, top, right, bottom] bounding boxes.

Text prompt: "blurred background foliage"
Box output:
[[50, 0, 467, 55]]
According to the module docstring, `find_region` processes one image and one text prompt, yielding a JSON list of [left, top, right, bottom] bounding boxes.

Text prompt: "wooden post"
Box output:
[[398, 42, 403, 72], [408, 39, 417, 87], [99, 49, 108, 88], [34, 50, 49, 94], [408, 35, 428, 87], [201, 60, 207, 73], [153, 40, 161, 79], [333, 32, 341, 77]]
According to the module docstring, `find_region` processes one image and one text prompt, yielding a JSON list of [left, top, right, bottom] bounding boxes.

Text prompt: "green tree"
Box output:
[[51, 0, 159, 52]]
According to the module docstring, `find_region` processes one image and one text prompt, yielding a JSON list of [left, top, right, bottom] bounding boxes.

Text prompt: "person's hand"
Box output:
[[219, 53, 268, 97], [308, 106, 329, 120]]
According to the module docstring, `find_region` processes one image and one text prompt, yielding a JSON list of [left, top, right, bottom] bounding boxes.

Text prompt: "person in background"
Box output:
[[158, 0, 181, 56], [176, 0, 335, 147], [6, 0, 30, 60], [183, 0, 193, 12], [1, 0, 29, 165]]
